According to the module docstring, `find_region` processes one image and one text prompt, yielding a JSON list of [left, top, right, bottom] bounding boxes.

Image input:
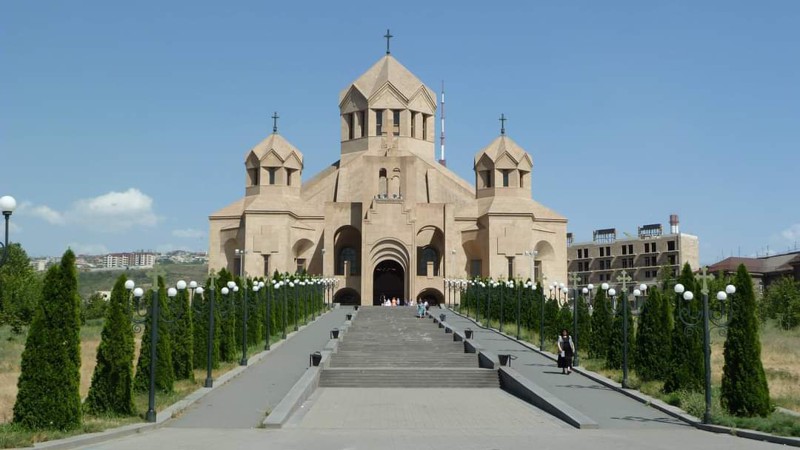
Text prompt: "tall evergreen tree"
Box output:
[[133, 277, 174, 393], [634, 288, 671, 380], [721, 264, 771, 417], [664, 263, 704, 393], [85, 275, 135, 415], [13, 249, 82, 430], [171, 286, 194, 381], [543, 297, 560, 349], [589, 288, 611, 360], [216, 269, 237, 362], [576, 294, 591, 355]]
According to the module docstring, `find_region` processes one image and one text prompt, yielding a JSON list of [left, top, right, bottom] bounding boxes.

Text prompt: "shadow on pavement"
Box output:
[[610, 415, 689, 426]]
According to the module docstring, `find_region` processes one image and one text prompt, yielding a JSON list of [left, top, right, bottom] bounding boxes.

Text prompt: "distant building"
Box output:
[[29, 258, 49, 272], [707, 251, 800, 297], [568, 214, 699, 291], [104, 252, 156, 269]]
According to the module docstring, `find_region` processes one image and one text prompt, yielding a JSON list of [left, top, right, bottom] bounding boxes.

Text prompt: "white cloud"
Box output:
[[71, 188, 159, 232], [781, 224, 800, 242], [30, 205, 65, 225], [67, 242, 109, 255], [8, 222, 22, 233], [15, 189, 158, 233], [172, 228, 205, 239]]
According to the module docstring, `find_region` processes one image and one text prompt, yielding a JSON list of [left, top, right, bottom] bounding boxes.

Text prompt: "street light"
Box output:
[[602, 269, 633, 388], [570, 273, 581, 367], [0, 195, 17, 268], [675, 267, 736, 424], [128, 280, 182, 422]]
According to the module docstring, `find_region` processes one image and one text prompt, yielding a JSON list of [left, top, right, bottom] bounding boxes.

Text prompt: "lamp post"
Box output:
[[674, 266, 735, 424], [604, 269, 633, 388], [524, 250, 538, 283], [0, 195, 17, 268], [570, 272, 581, 367], [128, 280, 182, 422], [290, 280, 298, 331]]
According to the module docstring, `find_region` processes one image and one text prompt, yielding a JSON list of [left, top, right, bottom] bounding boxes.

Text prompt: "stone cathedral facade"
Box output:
[[208, 53, 567, 305]]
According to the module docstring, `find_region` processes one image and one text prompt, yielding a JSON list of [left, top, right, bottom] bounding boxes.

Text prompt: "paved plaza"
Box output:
[[78, 306, 788, 450]]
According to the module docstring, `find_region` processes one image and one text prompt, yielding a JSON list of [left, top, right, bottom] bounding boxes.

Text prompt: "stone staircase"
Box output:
[[319, 307, 499, 388]]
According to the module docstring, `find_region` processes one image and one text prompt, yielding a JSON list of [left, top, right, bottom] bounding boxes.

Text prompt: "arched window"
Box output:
[[417, 246, 439, 276], [338, 247, 358, 276]]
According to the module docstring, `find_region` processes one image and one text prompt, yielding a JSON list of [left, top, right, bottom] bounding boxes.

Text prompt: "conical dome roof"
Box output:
[[473, 135, 531, 167], [339, 55, 435, 103], [245, 133, 303, 165]]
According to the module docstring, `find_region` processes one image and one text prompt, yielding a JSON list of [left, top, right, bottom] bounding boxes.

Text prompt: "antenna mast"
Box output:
[[439, 81, 446, 166]]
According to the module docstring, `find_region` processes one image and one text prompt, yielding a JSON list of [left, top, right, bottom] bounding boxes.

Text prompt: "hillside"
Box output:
[[78, 263, 209, 300]]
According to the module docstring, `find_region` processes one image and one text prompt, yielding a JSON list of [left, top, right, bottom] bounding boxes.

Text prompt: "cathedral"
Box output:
[[208, 48, 568, 305]]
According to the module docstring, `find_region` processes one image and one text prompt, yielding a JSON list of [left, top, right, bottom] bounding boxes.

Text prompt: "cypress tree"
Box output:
[[217, 270, 237, 362], [133, 277, 174, 393], [721, 264, 771, 417], [664, 263, 704, 393], [606, 293, 634, 370], [171, 286, 194, 381], [13, 249, 82, 430], [192, 288, 207, 369], [85, 275, 135, 415], [543, 297, 560, 349], [247, 280, 263, 345], [634, 288, 671, 380], [589, 288, 611, 360], [576, 294, 591, 354]]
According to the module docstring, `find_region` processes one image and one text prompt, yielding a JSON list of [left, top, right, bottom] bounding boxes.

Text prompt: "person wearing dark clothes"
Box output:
[[557, 328, 574, 375]]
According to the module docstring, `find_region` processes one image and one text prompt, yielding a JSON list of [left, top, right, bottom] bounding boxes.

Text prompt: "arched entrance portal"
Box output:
[[334, 288, 361, 306], [373, 260, 404, 305], [417, 288, 444, 305]]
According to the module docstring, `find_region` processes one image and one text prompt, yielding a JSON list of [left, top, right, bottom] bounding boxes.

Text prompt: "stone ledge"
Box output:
[[499, 367, 598, 429]]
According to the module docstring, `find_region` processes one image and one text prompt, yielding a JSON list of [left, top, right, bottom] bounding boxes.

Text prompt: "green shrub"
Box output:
[[664, 263, 704, 393], [721, 264, 771, 417], [13, 249, 82, 430], [85, 275, 135, 415]]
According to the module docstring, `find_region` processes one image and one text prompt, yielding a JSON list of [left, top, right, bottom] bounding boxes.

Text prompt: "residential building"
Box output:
[[707, 251, 800, 297], [568, 214, 699, 291]]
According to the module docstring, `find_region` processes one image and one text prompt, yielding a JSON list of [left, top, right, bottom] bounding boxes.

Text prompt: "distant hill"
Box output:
[[78, 263, 209, 300]]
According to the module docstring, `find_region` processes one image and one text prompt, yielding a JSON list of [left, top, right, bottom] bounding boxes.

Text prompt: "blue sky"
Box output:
[[2, 1, 799, 264]]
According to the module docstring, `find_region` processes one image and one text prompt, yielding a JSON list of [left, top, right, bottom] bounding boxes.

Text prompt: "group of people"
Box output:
[[378, 295, 429, 318]]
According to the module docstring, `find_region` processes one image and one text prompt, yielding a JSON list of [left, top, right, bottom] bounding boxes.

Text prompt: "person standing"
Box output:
[[557, 328, 574, 375]]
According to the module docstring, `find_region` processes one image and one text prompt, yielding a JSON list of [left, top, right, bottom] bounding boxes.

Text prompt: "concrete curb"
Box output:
[[445, 306, 800, 447], [499, 367, 599, 429], [32, 310, 338, 450]]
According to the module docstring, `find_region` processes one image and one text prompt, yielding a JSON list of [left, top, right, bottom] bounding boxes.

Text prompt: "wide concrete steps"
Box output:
[[330, 355, 477, 368], [319, 368, 500, 388]]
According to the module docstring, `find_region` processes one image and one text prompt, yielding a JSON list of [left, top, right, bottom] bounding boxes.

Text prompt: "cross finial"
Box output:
[[384, 29, 393, 55], [617, 270, 632, 291], [569, 272, 581, 287], [696, 266, 714, 296], [499, 113, 507, 135], [271, 112, 279, 134]]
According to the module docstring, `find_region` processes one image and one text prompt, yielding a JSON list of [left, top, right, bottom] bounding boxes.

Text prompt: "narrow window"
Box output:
[[668, 240, 676, 251], [346, 114, 354, 140], [358, 111, 366, 137], [263, 255, 270, 277], [375, 109, 383, 136], [507, 257, 514, 279], [268, 168, 277, 185], [422, 114, 428, 140], [502, 170, 510, 187], [410, 112, 416, 138], [392, 110, 401, 136], [296, 258, 306, 273]]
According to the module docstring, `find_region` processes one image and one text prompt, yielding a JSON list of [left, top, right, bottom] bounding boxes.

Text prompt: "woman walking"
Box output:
[[557, 328, 574, 375]]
